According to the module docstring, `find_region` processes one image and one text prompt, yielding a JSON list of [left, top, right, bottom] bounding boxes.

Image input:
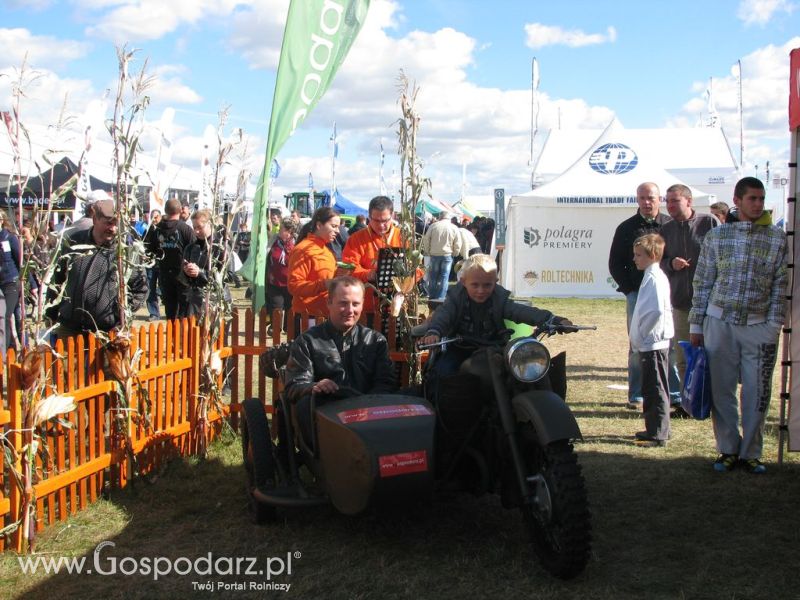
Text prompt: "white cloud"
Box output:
[[669, 36, 800, 171], [0, 68, 96, 124], [524, 23, 617, 50], [148, 64, 202, 105], [0, 28, 89, 70], [736, 0, 796, 26], [228, 0, 290, 70], [83, 0, 252, 43]]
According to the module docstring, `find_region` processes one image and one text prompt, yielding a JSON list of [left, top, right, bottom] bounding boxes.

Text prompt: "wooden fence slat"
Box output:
[[55, 339, 67, 524], [230, 310, 240, 430], [147, 323, 159, 469], [157, 322, 166, 432], [69, 335, 84, 515], [257, 308, 267, 406], [8, 361, 21, 551], [182, 319, 191, 445], [88, 375, 97, 504], [244, 308, 254, 403]]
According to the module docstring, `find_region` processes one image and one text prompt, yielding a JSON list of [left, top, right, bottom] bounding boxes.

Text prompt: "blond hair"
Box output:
[[633, 233, 665, 261], [192, 208, 213, 224], [458, 253, 497, 280]]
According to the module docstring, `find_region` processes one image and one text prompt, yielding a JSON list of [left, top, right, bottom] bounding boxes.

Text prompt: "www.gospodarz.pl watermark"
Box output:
[[17, 541, 297, 591]]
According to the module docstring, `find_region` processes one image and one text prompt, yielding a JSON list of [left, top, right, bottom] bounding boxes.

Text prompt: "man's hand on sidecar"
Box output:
[[312, 378, 339, 395], [418, 333, 440, 348]]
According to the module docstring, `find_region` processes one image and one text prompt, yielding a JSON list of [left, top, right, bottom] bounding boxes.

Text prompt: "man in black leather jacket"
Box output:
[[284, 276, 396, 402]]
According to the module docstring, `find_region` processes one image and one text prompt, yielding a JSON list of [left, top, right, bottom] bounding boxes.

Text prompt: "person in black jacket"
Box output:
[[180, 209, 232, 318], [608, 182, 672, 410], [0, 213, 22, 351], [148, 198, 195, 319], [348, 214, 367, 235], [47, 199, 148, 336], [283, 276, 396, 444]]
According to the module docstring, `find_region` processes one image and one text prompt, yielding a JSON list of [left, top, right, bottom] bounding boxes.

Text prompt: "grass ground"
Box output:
[[1, 297, 799, 599]]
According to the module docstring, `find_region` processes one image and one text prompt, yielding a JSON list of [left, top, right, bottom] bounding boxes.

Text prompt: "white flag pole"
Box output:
[[738, 59, 744, 169], [530, 57, 540, 189], [330, 121, 337, 203]]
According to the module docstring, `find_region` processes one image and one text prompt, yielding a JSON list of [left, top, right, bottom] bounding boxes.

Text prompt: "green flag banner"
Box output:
[[242, 0, 371, 311]]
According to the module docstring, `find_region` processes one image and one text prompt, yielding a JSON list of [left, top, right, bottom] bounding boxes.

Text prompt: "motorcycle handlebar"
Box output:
[[416, 324, 596, 349], [417, 336, 462, 351], [535, 322, 597, 337], [559, 324, 597, 333]]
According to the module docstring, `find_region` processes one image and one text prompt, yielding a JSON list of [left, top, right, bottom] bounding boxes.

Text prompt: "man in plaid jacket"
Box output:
[[689, 177, 787, 474]]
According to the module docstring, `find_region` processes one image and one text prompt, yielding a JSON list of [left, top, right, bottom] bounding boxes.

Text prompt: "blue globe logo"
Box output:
[[588, 143, 638, 174]]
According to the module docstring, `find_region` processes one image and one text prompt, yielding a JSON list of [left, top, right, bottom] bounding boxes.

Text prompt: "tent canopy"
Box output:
[[416, 197, 458, 217], [0, 156, 113, 210], [533, 120, 740, 201], [320, 189, 368, 216], [515, 119, 714, 208]]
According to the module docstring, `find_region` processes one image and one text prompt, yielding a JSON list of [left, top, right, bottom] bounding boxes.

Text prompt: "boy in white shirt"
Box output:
[[630, 233, 674, 447]]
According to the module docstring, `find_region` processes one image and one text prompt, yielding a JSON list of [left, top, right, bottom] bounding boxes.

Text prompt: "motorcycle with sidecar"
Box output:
[[242, 317, 593, 579]]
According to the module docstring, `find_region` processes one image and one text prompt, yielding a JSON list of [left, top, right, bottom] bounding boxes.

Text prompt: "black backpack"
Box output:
[[157, 226, 185, 275]]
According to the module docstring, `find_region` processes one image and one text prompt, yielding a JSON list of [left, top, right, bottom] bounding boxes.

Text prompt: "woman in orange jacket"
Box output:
[[287, 207, 341, 317]]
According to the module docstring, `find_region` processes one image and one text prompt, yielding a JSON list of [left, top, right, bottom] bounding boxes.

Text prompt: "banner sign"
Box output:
[[789, 128, 800, 450], [790, 48, 800, 130], [337, 404, 433, 424], [0, 195, 72, 210], [242, 0, 371, 310], [379, 451, 429, 478], [503, 205, 625, 297], [494, 188, 506, 247]]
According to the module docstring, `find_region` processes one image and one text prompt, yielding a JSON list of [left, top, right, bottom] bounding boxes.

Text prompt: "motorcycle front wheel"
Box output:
[[518, 424, 591, 579]]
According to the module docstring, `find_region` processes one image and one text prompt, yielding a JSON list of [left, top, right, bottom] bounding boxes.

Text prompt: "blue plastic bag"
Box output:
[[678, 341, 712, 420]]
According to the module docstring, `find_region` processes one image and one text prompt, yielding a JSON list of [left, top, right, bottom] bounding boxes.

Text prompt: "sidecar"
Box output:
[[241, 393, 436, 522]]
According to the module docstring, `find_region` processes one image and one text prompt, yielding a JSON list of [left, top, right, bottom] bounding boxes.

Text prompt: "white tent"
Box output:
[[533, 122, 740, 201], [502, 119, 715, 298]]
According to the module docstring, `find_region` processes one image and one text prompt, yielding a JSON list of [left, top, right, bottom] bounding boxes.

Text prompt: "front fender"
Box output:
[[512, 390, 582, 445]]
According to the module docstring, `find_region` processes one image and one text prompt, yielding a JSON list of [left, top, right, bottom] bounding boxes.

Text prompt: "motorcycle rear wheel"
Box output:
[[241, 398, 278, 524], [519, 424, 591, 579]]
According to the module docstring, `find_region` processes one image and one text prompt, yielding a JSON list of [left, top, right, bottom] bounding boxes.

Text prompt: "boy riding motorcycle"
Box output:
[[419, 254, 572, 400]]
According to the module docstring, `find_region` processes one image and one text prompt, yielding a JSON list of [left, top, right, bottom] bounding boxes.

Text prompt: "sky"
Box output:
[[1, 0, 799, 211]]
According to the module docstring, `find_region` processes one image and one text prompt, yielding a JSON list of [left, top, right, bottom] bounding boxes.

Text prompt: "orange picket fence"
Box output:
[[0, 306, 417, 553]]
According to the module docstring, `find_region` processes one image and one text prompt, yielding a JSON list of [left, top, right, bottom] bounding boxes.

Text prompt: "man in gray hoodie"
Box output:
[[659, 184, 718, 385]]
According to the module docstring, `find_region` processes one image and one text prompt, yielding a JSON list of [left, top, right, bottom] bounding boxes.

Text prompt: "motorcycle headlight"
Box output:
[[505, 339, 550, 383]]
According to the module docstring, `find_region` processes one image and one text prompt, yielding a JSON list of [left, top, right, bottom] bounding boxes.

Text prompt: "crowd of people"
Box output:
[[608, 177, 787, 474], [0, 193, 240, 345], [1, 179, 785, 475], [10, 192, 490, 342]]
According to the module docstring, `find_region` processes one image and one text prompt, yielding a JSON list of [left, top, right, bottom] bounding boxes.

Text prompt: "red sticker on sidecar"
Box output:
[[337, 404, 433, 424], [379, 451, 429, 477]]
